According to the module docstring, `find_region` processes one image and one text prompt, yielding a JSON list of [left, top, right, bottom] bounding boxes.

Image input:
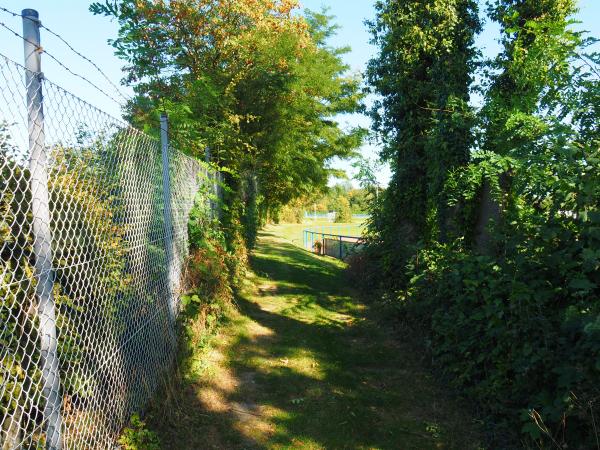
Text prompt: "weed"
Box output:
[[117, 414, 160, 450]]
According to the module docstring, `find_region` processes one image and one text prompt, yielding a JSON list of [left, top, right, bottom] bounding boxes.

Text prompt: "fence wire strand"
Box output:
[[0, 5, 130, 104], [0, 53, 217, 449], [0, 17, 124, 107]]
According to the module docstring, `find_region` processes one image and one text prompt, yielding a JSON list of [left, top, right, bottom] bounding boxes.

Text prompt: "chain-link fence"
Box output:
[[1, 49, 219, 449]]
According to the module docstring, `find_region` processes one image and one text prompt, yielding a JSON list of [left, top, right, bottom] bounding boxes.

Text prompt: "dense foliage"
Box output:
[[364, 0, 600, 447], [90, 0, 365, 249], [365, 0, 481, 289]]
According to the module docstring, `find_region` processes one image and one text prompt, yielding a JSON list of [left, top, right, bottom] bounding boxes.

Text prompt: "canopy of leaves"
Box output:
[[90, 0, 366, 220]]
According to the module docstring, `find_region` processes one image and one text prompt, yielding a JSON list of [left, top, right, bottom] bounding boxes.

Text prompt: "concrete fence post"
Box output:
[[23, 9, 63, 450], [160, 113, 176, 321]]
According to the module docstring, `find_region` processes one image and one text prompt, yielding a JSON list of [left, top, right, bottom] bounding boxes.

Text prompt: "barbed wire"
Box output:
[[0, 5, 130, 105], [0, 19, 124, 107]]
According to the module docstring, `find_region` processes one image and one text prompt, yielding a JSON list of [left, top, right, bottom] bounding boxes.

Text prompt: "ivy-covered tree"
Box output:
[[364, 0, 600, 446], [482, 0, 581, 156], [365, 0, 480, 286]]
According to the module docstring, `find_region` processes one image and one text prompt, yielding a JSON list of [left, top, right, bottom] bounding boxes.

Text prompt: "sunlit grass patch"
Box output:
[[149, 226, 484, 449]]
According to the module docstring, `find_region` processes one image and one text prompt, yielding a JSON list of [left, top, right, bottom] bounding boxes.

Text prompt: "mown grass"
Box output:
[[150, 226, 483, 449]]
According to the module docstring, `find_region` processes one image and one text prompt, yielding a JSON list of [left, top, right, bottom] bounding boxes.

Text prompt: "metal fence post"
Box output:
[[204, 146, 215, 219], [160, 113, 176, 321], [216, 171, 223, 220], [23, 9, 63, 450]]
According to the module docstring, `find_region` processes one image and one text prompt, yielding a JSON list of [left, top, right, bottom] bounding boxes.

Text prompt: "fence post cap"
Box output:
[[22, 8, 39, 18]]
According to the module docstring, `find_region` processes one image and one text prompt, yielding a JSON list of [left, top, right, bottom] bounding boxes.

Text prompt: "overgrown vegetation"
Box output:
[[179, 194, 240, 381], [88, 1, 371, 445], [1, 128, 166, 446], [362, 0, 600, 447], [122, 190, 239, 444], [117, 414, 160, 450]]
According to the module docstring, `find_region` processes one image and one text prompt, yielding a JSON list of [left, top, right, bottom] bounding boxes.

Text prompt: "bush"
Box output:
[[276, 204, 303, 223], [179, 240, 234, 380], [334, 197, 352, 223], [1, 135, 132, 445], [397, 146, 600, 448]]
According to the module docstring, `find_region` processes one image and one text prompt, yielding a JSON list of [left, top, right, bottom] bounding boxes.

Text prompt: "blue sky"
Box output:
[[1, 0, 599, 186]]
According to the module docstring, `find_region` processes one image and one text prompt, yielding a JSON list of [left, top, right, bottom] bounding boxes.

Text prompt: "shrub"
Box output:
[[399, 145, 600, 448], [334, 197, 352, 223], [1, 134, 131, 445], [276, 204, 303, 223]]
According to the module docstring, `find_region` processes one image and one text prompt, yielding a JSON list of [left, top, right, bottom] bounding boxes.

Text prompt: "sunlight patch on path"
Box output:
[[154, 228, 483, 449]]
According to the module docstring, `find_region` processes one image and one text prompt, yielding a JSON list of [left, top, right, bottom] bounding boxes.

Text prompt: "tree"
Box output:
[[482, 0, 581, 156], [90, 1, 366, 247], [352, 156, 381, 200], [363, 0, 600, 446], [348, 188, 369, 213], [365, 0, 481, 286], [333, 196, 352, 223]]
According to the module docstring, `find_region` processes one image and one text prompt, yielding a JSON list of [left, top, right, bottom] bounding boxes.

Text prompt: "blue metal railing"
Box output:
[[302, 225, 364, 260]]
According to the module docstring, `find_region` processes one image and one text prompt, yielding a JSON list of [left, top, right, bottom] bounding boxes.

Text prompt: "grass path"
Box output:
[[154, 228, 482, 449]]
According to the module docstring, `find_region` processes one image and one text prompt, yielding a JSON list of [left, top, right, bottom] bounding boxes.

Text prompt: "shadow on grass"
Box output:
[[151, 231, 482, 449]]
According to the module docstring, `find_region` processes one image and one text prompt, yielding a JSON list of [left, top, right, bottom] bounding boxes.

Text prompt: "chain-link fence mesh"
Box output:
[[1, 53, 217, 449]]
